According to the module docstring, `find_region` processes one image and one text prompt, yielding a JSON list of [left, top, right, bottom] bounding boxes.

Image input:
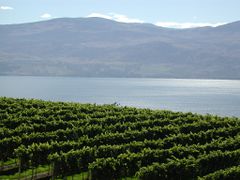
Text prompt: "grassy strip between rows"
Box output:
[[0, 165, 50, 180]]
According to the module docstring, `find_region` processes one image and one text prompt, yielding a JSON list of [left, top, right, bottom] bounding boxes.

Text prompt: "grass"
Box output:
[[56, 172, 138, 180], [0, 165, 50, 180], [67, 172, 88, 180], [0, 159, 17, 167]]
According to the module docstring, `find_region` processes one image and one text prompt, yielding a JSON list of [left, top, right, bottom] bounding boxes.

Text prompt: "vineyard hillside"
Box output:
[[1, 97, 240, 180]]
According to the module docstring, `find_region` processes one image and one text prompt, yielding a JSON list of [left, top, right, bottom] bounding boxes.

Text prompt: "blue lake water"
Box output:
[[0, 76, 240, 117]]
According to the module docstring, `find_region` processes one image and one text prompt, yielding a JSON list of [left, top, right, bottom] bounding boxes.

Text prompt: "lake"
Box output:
[[0, 76, 240, 117]]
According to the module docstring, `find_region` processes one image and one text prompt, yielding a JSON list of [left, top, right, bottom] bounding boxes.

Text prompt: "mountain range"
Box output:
[[0, 17, 240, 79]]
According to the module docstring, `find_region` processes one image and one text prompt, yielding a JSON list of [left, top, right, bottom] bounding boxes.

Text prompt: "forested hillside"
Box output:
[[1, 97, 240, 179]]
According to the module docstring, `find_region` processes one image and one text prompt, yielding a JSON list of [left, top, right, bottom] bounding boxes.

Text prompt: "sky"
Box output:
[[0, 0, 240, 28]]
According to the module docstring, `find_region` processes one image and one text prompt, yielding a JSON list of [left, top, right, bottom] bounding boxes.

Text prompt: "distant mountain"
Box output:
[[0, 17, 240, 79]]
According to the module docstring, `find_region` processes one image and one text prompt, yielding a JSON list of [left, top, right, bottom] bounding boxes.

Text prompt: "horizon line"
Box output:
[[0, 16, 235, 29]]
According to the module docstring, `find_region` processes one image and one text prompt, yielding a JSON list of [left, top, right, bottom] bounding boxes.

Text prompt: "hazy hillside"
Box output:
[[0, 17, 240, 79]]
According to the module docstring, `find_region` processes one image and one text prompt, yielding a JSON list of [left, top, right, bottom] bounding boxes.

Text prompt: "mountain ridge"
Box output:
[[0, 17, 240, 79]]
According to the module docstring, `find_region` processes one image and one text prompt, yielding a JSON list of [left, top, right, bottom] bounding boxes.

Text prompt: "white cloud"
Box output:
[[86, 13, 226, 28], [0, 6, 14, 10], [155, 22, 226, 29], [110, 13, 144, 23], [87, 13, 113, 20], [40, 13, 52, 19], [87, 13, 144, 23]]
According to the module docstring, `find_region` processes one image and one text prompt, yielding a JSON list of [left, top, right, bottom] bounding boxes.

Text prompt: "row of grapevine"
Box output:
[[0, 97, 240, 180]]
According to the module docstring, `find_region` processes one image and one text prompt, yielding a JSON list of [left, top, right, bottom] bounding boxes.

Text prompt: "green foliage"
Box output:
[[199, 166, 240, 180], [0, 97, 240, 179]]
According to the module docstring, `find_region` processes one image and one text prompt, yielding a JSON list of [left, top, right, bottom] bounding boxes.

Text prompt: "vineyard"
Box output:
[[1, 97, 240, 180]]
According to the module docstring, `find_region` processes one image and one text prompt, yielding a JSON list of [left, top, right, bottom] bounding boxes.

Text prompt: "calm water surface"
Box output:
[[0, 76, 240, 117]]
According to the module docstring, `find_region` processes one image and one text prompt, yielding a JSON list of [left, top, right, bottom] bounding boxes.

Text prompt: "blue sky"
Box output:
[[0, 0, 240, 28]]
